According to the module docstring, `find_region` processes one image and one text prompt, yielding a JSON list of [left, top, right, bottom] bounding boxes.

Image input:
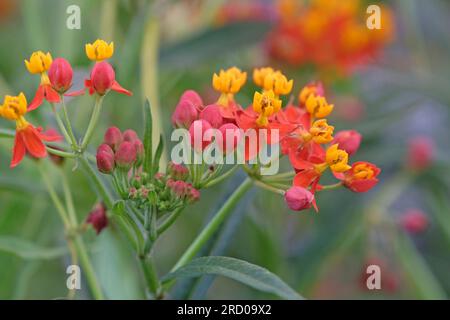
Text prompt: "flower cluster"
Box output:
[[172, 66, 380, 212], [96, 127, 144, 174], [0, 39, 131, 168], [266, 0, 395, 73]]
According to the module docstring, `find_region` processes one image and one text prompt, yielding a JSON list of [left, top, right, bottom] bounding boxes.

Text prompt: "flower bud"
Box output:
[[90, 61, 115, 95], [200, 104, 223, 128], [186, 184, 200, 203], [86, 203, 108, 234], [123, 129, 139, 143], [168, 179, 187, 197], [167, 162, 189, 181], [48, 58, 73, 93], [96, 144, 115, 174], [180, 90, 203, 110], [332, 130, 362, 156], [400, 209, 428, 234], [189, 119, 213, 151], [219, 123, 241, 154], [407, 136, 434, 171], [284, 186, 314, 211], [133, 139, 144, 166], [104, 126, 123, 151], [172, 99, 199, 128], [114, 141, 137, 170]]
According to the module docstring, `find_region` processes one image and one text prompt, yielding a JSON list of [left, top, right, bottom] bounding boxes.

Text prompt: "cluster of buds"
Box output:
[[96, 127, 144, 174], [128, 162, 200, 212], [172, 66, 380, 213]]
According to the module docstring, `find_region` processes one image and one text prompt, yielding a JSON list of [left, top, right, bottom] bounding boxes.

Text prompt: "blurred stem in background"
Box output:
[[141, 14, 167, 169], [38, 162, 104, 300]]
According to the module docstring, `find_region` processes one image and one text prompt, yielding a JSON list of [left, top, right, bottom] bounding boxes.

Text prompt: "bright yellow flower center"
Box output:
[[253, 90, 282, 127], [352, 163, 375, 180], [0, 93, 30, 129], [309, 119, 334, 144], [262, 71, 293, 97], [305, 94, 334, 118], [299, 84, 319, 105], [325, 144, 351, 173], [85, 39, 114, 61], [253, 67, 275, 87], [24, 51, 52, 74], [213, 67, 247, 107]]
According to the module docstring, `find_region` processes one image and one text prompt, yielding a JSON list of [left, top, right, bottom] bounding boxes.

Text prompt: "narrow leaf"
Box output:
[[0, 236, 67, 260], [143, 99, 153, 173], [152, 135, 164, 175], [163, 256, 303, 300]]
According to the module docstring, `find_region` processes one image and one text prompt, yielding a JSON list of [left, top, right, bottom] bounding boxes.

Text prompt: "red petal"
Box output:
[[293, 169, 319, 188], [10, 133, 26, 168], [44, 85, 61, 103], [348, 178, 379, 193], [65, 88, 85, 97], [85, 79, 95, 95], [28, 86, 45, 111], [111, 81, 132, 96], [21, 125, 47, 158]]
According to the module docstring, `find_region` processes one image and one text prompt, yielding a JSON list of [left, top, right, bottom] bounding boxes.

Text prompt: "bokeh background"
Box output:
[[0, 0, 449, 299]]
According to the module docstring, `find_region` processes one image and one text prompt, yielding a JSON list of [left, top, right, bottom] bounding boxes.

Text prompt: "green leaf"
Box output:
[[395, 230, 447, 299], [152, 135, 164, 175], [159, 22, 271, 68], [163, 256, 303, 300], [143, 99, 153, 173], [0, 236, 67, 260]]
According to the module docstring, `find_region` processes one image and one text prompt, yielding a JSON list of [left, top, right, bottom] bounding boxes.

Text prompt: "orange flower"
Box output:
[[334, 161, 380, 192], [0, 93, 60, 167]]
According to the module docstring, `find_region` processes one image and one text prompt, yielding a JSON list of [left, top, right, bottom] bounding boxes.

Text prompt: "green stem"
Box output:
[[79, 156, 113, 209], [253, 179, 285, 195], [157, 207, 184, 236], [60, 96, 79, 150], [60, 168, 78, 226], [81, 96, 104, 151], [203, 165, 239, 188], [39, 162, 104, 300], [46, 147, 77, 158], [73, 236, 105, 300], [320, 182, 343, 191], [168, 178, 253, 275], [139, 254, 161, 298], [51, 103, 72, 146]]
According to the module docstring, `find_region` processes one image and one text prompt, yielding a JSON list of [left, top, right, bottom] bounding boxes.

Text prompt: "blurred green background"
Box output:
[[0, 0, 449, 299]]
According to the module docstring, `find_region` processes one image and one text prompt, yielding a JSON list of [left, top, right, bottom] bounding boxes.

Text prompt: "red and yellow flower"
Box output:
[[212, 66, 247, 118], [334, 161, 380, 192], [0, 93, 60, 167], [25, 51, 60, 111]]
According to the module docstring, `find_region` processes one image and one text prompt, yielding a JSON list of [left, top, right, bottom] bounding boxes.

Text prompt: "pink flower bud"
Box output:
[[200, 104, 223, 128], [400, 209, 428, 234], [407, 136, 434, 171], [284, 186, 314, 211], [104, 126, 123, 151], [123, 129, 139, 143], [186, 184, 200, 203], [219, 123, 241, 154], [96, 144, 115, 174], [133, 139, 144, 165], [90, 61, 115, 95], [167, 162, 189, 181], [114, 141, 137, 170], [332, 130, 362, 156], [86, 203, 108, 234], [172, 99, 199, 128], [169, 180, 187, 197], [180, 90, 203, 110], [48, 58, 73, 93], [189, 119, 213, 151]]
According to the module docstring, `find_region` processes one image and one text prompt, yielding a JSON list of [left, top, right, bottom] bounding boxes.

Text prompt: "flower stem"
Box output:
[[320, 182, 343, 191], [139, 254, 162, 298], [168, 178, 253, 276], [79, 156, 113, 209], [157, 207, 184, 236], [51, 103, 72, 147], [81, 96, 104, 152], [46, 147, 77, 158], [253, 179, 285, 195], [60, 96, 79, 150]]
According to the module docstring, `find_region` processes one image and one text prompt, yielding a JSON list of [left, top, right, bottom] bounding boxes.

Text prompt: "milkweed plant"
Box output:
[[0, 39, 380, 300]]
